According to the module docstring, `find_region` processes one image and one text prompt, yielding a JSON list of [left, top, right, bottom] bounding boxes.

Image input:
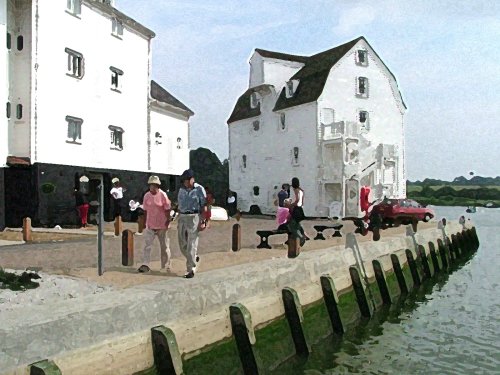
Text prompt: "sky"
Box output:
[[117, 0, 500, 181]]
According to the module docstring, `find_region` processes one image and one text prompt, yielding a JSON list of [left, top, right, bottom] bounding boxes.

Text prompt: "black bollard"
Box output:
[[151, 326, 184, 375], [122, 229, 134, 266], [405, 249, 421, 288], [417, 245, 432, 279], [282, 287, 310, 357], [320, 275, 344, 335], [229, 303, 259, 375], [428, 242, 441, 273], [232, 223, 241, 252], [349, 266, 372, 318], [437, 238, 449, 270], [390, 254, 408, 295], [373, 260, 392, 305]]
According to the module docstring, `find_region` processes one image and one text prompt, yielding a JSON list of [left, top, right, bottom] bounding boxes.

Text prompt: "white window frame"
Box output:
[[356, 77, 368, 98], [110, 66, 123, 92], [356, 49, 368, 66], [66, 115, 83, 144], [278, 112, 287, 132], [250, 92, 259, 109], [65, 48, 84, 79], [66, 0, 81, 17], [111, 18, 124, 38], [359, 110, 370, 131], [109, 125, 124, 151]]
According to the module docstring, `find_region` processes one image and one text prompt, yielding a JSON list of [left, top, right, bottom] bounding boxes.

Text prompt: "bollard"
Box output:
[[417, 245, 432, 279], [114, 215, 122, 237], [373, 260, 392, 305], [137, 214, 145, 234], [446, 237, 456, 263], [151, 325, 183, 375], [232, 223, 241, 252], [229, 303, 259, 375], [451, 234, 461, 258], [405, 249, 421, 288], [437, 238, 449, 270], [282, 287, 310, 357], [457, 232, 467, 255], [320, 275, 344, 335], [471, 226, 480, 248], [22, 217, 32, 242], [30, 359, 62, 375], [390, 254, 408, 295], [122, 229, 134, 266], [428, 242, 440, 273], [349, 266, 372, 318], [287, 235, 300, 258]]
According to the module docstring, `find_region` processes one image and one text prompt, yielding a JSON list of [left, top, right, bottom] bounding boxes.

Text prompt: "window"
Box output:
[[250, 92, 259, 109], [16, 35, 23, 51], [16, 104, 22, 119], [65, 48, 84, 78], [177, 137, 182, 149], [6, 33, 11, 50], [279, 113, 286, 131], [359, 110, 369, 130], [292, 147, 299, 165], [286, 81, 294, 97], [110, 66, 123, 91], [252, 120, 260, 131], [112, 18, 124, 38], [242, 155, 247, 169], [109, 126, 124, 150], [66, 116, 83, 143], [66, 0, 81, 16], [253, 186, 260, 196], [6, 102, 10, 118], [357, 77, 368, 98], [356, 50, 368, 66]]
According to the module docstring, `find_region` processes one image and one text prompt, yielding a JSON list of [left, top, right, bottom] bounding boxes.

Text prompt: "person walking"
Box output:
[[137, 176, 172, 273], [177, 169, 207, 279], [110, 177, 125, 218], [288, 177, 307, 246], [74, 188, 89, 229]]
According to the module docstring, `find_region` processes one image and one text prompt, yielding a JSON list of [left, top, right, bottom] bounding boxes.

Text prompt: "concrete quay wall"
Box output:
[[0, 222, 466, 375]]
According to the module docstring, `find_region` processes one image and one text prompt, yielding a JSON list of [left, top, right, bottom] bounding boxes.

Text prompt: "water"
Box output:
[[272, 206, 500, 374]]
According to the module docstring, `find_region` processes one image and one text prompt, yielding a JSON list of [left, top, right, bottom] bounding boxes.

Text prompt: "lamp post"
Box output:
[[97, 175, 104, 276]]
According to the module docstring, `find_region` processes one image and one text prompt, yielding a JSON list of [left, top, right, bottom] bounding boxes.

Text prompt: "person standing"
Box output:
[[137, 176, 172, 273], [288, 177, 307, 246], [110, 177, 125, 218], [74, 188, 89, 229], [277, 183, 290, 207], [177, 169, 207, 279]]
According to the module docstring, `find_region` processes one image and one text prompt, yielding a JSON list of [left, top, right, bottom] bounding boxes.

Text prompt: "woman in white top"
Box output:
[[289, 177, 307, 245], [110, 177, 125, 218]]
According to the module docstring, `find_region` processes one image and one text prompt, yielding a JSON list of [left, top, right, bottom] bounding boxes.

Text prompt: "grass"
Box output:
[[0, 268, 41, 291], [407, 185, 500, 193]]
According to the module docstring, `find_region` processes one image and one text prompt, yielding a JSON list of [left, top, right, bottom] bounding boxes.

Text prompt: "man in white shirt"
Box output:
[[110, 177, 125, 218]]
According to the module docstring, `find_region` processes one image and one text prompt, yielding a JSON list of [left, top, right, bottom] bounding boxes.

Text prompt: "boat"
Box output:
[[466, 206, 476, 213]]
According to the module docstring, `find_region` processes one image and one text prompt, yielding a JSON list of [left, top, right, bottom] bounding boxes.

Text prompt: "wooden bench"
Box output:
[[313, 224, 343, 240], [256, 229, 289, 249]]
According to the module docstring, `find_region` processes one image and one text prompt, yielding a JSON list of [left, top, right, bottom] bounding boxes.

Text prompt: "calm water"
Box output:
[[272, 206, 500, 374]]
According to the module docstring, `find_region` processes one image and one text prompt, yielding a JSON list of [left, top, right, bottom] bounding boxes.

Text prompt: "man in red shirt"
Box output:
[[137, 176, 172, 273]]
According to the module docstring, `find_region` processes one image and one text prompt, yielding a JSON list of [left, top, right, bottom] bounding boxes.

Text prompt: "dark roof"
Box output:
[[150, 80, 194, 116], [254, 49, 309, 63], [273, 37, 363, 111], [228, 36, 406, 123], [227, 88, 261, 123]]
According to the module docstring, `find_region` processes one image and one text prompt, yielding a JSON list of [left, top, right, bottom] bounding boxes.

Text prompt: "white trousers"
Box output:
[[142, 228, 171, 268]]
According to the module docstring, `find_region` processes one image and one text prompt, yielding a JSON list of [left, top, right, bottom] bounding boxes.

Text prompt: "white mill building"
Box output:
[[0, 0, 193, 228], [227, 37, 407, 218]]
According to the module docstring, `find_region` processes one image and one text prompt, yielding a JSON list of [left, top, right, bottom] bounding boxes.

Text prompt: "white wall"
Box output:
[[249, 51, 304, 90], [149, 106, 189, 175], [0, 0, 7, 166], [33, 0, 150, 171]]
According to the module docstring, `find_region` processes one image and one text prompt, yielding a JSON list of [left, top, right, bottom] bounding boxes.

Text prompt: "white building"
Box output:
[[0, 0, 193, 227], [228, 37, 406, 218]]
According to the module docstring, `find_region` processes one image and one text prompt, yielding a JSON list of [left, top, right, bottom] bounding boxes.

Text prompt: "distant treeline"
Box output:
[[407, 175, 500, 186]]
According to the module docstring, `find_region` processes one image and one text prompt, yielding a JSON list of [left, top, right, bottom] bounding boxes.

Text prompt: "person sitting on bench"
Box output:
[[276, 198, 293, 231]]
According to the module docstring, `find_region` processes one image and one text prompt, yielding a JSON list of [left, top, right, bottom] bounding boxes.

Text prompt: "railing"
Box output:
[[322, 121, 359, 141]]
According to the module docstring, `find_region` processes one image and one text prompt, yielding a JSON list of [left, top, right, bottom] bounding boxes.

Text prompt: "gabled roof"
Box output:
[[228, 36, 406, 123], [226, 88, 261, 124], [150, 80, 194, 116]]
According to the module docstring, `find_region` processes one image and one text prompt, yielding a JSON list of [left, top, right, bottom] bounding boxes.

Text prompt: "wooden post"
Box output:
[[114, 215, 122, 237], [287, 235, 301, 258], [229, 303, 259, 375], [373, 260, 392, 305], [428, 242, 441, 273], [151, 326, 183, 375], [349, 266, 372, 318], [390, 254, 408, 295], [437, 238, 449, 270], [232, 223, 241, 252], [122, 229, 134, 266], [30, 360, 62, 375], [405, 249, 421, 288], [22, 217, 32, 242], [282, 287, 310, 357], [137, 214, 145, 234], [417, 245, 432, 279], [320, 275, 344, 335]]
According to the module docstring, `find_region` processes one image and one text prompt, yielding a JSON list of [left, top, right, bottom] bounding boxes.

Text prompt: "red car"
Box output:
[[370, 198, 434, 225]]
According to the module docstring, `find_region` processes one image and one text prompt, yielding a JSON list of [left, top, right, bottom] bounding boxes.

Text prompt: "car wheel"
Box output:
[[423, 214, 431, 222]]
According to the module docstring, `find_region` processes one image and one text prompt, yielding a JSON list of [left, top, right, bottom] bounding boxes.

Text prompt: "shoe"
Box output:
[[137, 265, 150, 273], [195, 255, 200, 263], [183, 271, 195, 278]]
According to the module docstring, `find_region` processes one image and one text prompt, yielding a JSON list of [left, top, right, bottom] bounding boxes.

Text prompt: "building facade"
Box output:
[[228, 37, 406, 218], [0, 0, 193, 228]]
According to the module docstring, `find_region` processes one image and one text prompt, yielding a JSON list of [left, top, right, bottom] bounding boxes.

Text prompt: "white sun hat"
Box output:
[[148, 175, 161, 185], [111, 177, 120, 184]]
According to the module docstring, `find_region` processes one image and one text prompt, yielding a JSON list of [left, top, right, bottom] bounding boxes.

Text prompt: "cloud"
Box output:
[[332, 5, 376, 36]]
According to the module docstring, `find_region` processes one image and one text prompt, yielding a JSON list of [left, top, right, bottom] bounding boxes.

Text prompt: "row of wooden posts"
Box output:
[[28, 226, 479, 375]]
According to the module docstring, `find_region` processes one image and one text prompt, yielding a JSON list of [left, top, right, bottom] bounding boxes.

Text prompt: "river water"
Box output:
[[271, 206, 500, 374]]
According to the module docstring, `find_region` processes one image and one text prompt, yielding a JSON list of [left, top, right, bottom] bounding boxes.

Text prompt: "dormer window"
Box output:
[[285, 79, 299, 98], [356, 50, 368, 66], [356, 77, 368, 98], [66, 0, 81, 16], [252, 120, 260, 131], [112, 18, 123, 38], [250, 92, 259, 109]]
